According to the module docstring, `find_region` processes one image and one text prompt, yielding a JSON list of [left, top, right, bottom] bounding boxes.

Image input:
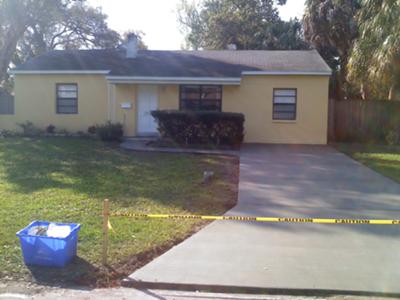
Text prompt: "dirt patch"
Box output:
[[80, 220, 210, 288], [81, 155, 240, 288]]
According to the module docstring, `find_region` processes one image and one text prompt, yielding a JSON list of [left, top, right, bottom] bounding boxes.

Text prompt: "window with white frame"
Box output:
[[56, 83, 78, 114], [273, 88, 297, 120]]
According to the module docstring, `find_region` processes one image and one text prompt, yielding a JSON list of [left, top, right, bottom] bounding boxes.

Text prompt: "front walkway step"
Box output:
[[120, 140, 239, 156]]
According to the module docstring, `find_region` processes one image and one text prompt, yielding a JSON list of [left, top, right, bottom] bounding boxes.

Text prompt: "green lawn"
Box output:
[[335, 143, 400, 183], [0, 137, 238, 286]]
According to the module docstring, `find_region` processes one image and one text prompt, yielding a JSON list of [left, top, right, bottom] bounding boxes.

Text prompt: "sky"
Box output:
[[88, 0, 305, 50]]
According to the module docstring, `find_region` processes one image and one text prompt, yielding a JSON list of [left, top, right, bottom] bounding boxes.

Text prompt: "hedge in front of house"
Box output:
[[95, 121, 123, 141], [151, 110, 245, 146]]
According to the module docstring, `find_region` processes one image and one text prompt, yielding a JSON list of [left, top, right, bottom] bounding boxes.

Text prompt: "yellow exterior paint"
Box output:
[[111, 84, 179, 136], [158, 85, 179, 110], [223, 75, 329, 144], [1, 74, 108, 132], [4, 74, 329, 144], [114, 84, 137, 136]]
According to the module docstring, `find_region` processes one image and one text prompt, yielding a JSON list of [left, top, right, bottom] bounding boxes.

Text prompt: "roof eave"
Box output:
[[8, 70, 110, 75], [242, 70, 332, 76], [106, 76, 242, 85], [8, 69, 332, 79]]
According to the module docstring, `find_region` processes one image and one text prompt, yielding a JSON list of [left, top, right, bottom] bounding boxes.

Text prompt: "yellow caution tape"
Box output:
[[107, 219, 113, 231], [110, 212, 400, 225]]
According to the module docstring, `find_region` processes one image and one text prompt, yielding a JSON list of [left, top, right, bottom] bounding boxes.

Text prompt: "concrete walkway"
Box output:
[[14, 288, 332, 300], [127, 145, 400, 295], [120, 139, 239, 156]]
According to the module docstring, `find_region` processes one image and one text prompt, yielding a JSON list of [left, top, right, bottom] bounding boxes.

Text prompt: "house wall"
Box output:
[[116, 76, 328, 144], [114, 84, 136, 136], [4, 74, 329, 144], [223, 75, 330, 144], [0, 74, 108, 132], [111, 84, 179, 136], [158, 85, 179, 110]]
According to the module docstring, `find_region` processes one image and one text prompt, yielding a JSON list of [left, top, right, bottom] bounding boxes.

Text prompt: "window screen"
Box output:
[[273, 89, 296, 120], [56, 84, 78, 114], [180, 85, 222, 111], [0, 94, 14, 115]]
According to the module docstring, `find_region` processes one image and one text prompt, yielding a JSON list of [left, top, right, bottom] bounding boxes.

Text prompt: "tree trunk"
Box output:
[[335, 57, 349, 100], [388, 83, 396, 100], [334, 69, 346, 100], [0, 25, 27, 84], [360, 83, 369, 100]]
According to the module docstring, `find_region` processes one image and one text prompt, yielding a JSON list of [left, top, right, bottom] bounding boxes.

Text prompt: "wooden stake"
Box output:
[[102, 198, 110, 266]]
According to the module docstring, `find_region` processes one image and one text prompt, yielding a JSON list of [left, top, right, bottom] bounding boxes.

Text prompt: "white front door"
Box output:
[[137, 85, 158, 135]]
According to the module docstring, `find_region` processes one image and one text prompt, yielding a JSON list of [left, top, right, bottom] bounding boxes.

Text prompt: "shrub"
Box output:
[[95, 122, 123, 141], [76, 130, 86, 137], [17, 121, 42, 136], [151, 110, 244, 146], [46, 124, 56, 134], [57, 129, 70, 136], [87, 125, 96, 135], [0, 130, 17, 137], [386, 129, 400, 145]]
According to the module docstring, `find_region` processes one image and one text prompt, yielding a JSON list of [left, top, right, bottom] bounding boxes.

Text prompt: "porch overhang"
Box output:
[[106, 76, 242, 85]]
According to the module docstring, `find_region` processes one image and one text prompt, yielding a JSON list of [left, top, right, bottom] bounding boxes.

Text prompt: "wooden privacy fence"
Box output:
[[331, 99, 400, 142]]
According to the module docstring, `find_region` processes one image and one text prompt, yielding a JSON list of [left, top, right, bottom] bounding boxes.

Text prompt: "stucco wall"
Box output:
[[1, 74, 108, 132], [4, 75, 329, 144], [112, 84, 179, 136], [114, 84, 136, 136], [223, 75, 329, 144], [158, 85, 179, 110]]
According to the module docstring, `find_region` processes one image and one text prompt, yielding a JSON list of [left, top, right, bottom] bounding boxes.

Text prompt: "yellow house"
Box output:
[[5, 36, 331, 144]]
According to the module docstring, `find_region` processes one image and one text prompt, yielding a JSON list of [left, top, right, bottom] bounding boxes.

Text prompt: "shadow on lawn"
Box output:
[[26, 256, 120, 289], [25, 219, 211, 289], [0, 137, 237, 213], [1, 137, 148, 195], [0, 137, 238, 287]]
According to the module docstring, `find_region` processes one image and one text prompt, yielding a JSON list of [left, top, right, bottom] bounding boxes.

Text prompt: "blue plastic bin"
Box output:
[[16, 221, 81, 267]]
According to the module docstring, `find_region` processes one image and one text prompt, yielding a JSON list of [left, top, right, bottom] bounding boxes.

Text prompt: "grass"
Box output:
[[334, 143, 400, 183], [0, 137, 238, 286]]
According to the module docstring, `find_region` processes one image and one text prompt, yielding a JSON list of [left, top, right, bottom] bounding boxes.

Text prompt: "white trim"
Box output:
[[112, 84, 116, 122], [107, 83, 116, 122], [9, 69, 331, 77], [9, 70, 110, 75], [137, 85, 159, 135], [107, 83, 113, 121], [106, 76, 242, 85], [242, 70, 332, 76]]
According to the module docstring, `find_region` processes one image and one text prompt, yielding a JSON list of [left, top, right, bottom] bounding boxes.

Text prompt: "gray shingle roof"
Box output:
[[11, 49, 331, 77]]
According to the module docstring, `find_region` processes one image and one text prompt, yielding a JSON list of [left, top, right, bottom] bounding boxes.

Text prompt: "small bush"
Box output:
[[87, 126, 96, 135], [17, 121, 42, 136], [386, 129, 400, 145], [0, 130, 17, 137], [46, 124, 56, 134], [57, 129, 71, 136], [95, 122, 123, 141], [151, 110, 244, 146]]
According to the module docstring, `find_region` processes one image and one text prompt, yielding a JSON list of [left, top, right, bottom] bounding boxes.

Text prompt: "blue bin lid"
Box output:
[[16, 220, 81, 239]]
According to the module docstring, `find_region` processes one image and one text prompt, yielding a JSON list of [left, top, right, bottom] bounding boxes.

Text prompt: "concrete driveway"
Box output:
[[127, 145, 400, 295]]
